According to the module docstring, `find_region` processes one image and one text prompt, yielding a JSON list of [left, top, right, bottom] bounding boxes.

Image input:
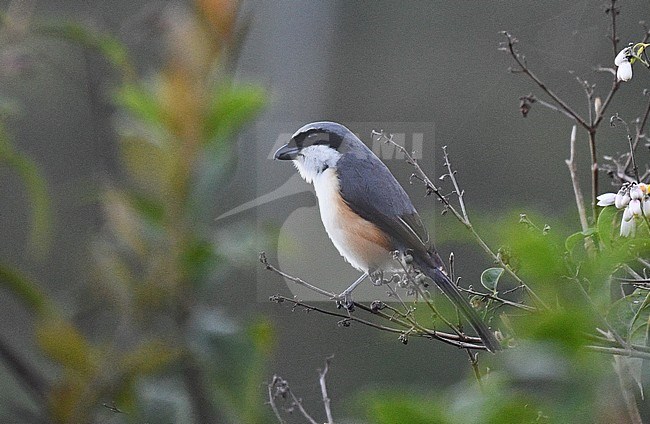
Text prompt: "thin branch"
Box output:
[[260, 252, 336, 299], [524, 95, 580, 121], [574, 280, 630, 350], [586, 345, 650, 360], [459, 287, 536, 312], [502, 32, 589, 130], [270, 295, 406, 335], [270, 295, 487, 350], [606, 0, 620, 58], [319, 357, 334, 424], [262, 251, 490, 350], [566, 125, 590, 232], [267, 377, 286, 424], [586, 333, 650, 354], [466, 350, 484, 389], [588, 129, 599, 220], [373, 131, 548, 310], [624, 94, 650, 174], [443, 145, 468, 220], [288, 391, 318, 424]]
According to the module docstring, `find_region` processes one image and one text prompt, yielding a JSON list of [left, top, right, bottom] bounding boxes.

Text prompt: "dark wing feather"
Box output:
[[336, 144, 499, 350], [336, 149, 437, 262]]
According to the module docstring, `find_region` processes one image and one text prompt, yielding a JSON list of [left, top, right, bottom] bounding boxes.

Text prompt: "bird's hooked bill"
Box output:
[[274, 144, 300, 160]]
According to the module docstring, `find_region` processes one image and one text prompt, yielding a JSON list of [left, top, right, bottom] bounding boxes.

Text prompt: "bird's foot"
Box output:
[[369, 271, 385, 286], [333, 291, 355, 312]]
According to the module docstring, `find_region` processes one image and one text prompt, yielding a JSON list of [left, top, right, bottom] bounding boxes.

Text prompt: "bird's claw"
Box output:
[[333, 292, 355, 312]]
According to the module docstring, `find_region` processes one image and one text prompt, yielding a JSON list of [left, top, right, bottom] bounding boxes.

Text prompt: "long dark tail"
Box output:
[[415, 256, 501, 352]]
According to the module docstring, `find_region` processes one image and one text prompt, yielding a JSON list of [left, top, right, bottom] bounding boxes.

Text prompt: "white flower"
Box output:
[[597, 192, 616, 206], [615, 47, 633, 82], [617, 61, 633, 81], [614, 188, 631, 209], [621, 216, 637, 237], [629, 199, 643, 216], [598, 183, 649, 237], [615, 47, 631, 66], [623, 204, 634, 221], [630, 185, 644, 200]]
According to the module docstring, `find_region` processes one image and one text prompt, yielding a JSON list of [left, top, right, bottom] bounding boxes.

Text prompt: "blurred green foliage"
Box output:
[[0, 119, 50, 257], [0, 1, 272, 423], [355, 206, 648, 423]]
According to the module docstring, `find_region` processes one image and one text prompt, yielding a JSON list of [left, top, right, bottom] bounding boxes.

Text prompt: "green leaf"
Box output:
[[514, 308, 594, 353], [120, 340, 181, 376], [204, 83, 266, 144], [608, 290, 650, 340], [115, 84, 165, 127], [365, 393, 449, 424], [564, 231, 584, 253], [597, 206, 618, 249], [37, 21, 134, 79], [565, 228, 596, 254], [0, 263, 51, 315], [35, 318, 97, 376], [0, 129, 51, 255], [480, 267, 504, 292], [182, 238, 217, 284]]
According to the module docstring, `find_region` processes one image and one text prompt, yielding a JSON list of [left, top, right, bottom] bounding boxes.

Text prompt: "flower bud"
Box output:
[[615, 190, 631, 209], [630, 185, 644, 200], [623, 205, 634, 222], [615, 47, 631, 66], [597, 192, 617, 206], [617, 60, 633, 82]]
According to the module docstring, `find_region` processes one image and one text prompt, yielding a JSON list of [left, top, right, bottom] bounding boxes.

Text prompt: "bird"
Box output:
[[274, 121, 500, 352]]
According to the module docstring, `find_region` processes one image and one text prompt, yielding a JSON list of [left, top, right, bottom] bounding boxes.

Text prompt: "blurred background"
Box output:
[[0, 0, 649, 422]]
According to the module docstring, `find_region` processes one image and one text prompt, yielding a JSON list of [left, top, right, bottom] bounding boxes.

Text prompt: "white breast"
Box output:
[[312, 168, 394, 272]]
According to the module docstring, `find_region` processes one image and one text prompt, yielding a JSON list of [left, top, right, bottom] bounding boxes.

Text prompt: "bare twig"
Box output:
[[269, 295, 487, 350], [611, 114, 641, 182], [606, 0, 620, 57], [262, 251, 491, 350], [443, 145, 468, 220], [288, 391, 318, 424], [588, 129, 599, 220], [319, 357, 334, 424], [373, 131, 548, 310], [267, 376, 287, 424], [520, 94, 579, 121], [623, 93, 650, 175], [466, 349, 484, 389], [260, 252, 336, 299], [585, 333, 650, 354], [268, 360, 335, 424], [501, 32, 589, 130], [502, 9, 626, 217], [459, 287, 536, 312], [586, 345, 650, 360], [566, 125, 590, 232]]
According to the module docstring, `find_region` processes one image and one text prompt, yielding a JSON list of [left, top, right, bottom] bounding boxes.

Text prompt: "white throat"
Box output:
[[292, 145, 342, 184]]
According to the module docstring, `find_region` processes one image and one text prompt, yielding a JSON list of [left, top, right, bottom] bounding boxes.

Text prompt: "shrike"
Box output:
[[274, 121, 500, 352]]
